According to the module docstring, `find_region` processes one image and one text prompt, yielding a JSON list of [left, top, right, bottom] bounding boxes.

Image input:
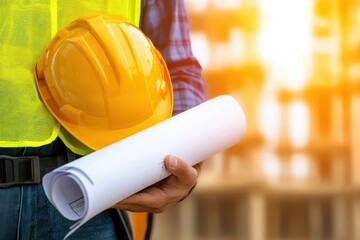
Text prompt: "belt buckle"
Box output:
[[0, 155, 41, 187]]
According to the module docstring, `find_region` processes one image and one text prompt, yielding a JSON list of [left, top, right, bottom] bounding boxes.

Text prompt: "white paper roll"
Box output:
[[42, 94, 246, 239]]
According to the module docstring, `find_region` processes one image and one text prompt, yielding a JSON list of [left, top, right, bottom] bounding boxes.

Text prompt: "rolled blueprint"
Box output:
[[42, 94, 246, 239]]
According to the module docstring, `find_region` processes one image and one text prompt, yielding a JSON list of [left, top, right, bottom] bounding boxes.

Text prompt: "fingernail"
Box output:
[[169, 156, 178, 169]]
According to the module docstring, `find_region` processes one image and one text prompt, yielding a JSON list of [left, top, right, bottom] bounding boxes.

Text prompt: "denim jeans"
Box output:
[[0, 139, 122, 240], [0, 184, 120, 240]]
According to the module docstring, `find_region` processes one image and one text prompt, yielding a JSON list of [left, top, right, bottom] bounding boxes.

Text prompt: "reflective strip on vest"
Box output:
[[0, 0, 141, 155]]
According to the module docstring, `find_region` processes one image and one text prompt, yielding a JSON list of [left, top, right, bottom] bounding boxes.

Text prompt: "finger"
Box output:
[[164, 155, 198, 187]]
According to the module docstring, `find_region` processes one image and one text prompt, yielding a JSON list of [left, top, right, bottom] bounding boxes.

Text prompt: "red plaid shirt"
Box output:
[[140, 0, 207, 115]]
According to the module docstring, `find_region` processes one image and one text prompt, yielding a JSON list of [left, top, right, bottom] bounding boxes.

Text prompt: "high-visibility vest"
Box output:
[[0, 1, 141, 155]]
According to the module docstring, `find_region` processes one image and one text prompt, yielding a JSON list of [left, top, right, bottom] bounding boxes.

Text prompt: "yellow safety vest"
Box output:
[[0, 0, 141, 155]]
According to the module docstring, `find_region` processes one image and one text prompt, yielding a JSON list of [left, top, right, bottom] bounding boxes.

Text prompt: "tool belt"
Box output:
[[0, 155, 67, 187]]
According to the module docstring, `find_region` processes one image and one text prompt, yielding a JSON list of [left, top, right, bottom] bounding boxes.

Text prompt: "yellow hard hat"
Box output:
[[35, 14, 173, 150]]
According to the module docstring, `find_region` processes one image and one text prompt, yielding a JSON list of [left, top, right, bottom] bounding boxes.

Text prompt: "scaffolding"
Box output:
[[152, 0, 360, 239]]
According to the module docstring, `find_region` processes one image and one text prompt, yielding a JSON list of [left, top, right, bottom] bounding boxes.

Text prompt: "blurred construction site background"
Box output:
[[151, 0, 360, 239]]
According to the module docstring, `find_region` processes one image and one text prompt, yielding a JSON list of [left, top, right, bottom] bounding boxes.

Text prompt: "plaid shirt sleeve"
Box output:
[[140, 0, 207, 115]]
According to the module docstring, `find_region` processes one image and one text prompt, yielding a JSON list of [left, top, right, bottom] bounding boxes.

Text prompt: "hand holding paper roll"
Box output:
[[114, 155, 199, 212], [42, 94, 246, 239]]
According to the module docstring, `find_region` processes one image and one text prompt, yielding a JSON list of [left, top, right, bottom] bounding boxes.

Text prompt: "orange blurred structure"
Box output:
[[129, 212, 149, 240], [151, 0, 360, 239]]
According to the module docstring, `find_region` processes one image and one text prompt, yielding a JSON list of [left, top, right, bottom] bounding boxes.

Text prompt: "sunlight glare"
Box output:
[[289, 101, 309, 147], [262, 153, 281, 179], [185, 0, 209, 12], [291, 154, 309, 179], [258, 0, 313, 90], [190, 33, 211, 69], [260, 96, 280, 145], [211, 0, 242, 10]]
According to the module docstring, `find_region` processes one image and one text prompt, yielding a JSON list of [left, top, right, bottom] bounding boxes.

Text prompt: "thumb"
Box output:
[[164, 155, 198, 187]]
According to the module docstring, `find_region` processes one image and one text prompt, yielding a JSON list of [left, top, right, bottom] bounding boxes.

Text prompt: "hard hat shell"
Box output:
[[35, 14, 173, 150]]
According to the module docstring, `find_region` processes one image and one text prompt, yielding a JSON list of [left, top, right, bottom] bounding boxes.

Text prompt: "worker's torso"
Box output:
[[0, 0, 141, 155]]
